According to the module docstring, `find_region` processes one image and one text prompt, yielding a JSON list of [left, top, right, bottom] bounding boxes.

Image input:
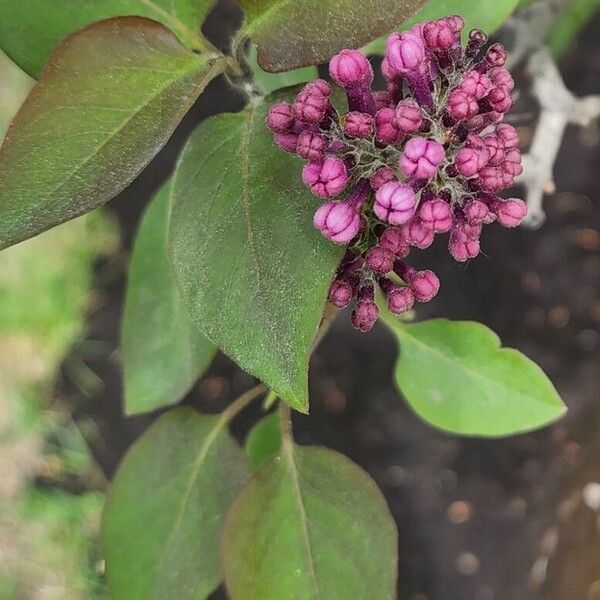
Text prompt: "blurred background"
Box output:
[[0, 1, 598, 598]]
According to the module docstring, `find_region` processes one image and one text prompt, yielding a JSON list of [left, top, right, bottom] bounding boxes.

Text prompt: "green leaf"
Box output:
[[382, 316, 566, 436], [236, 0, 427, 72], [548, 0, 600, 57], [0, 0, 217, 77], [363, 0, 522, 55], [246, 44, 318, 94], [168, 89, 344, 413], [122, 180, 216, 415], [0, 50, 34, 142], [102, 407, 250, 600], [245, 412, 281, 472], [222, 443, 398, 599], [0, 17, 224, 251]]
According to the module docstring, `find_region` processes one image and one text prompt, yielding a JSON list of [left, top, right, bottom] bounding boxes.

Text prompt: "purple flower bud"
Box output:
[[419, 198, 452, 232], [454, 146, 488, 177], [296, 131, 326, 162], [482, 134, 505, 165], [313, 200, 361, 244], [463, 199, 490, 223], [485, 43, 507, 67], [329, 49, 374, 88], [489, 67, 515, 92], [487, 85, 512, 112], [344, 111, 374, 139], [399, 137, 445, 180], [379, 226, 410, 257], [423, 19, 456, 52], [448, 89, 479, 121], [302, 158, 350, 198], [449, 228, 480, 261], [352, 283, 379, 332], [495, 123, 519, 148], [274, 132, 299, 153], [374, 181, 416, 225], [379, 278, 415, 314], [370, 167, 396, 191], [446, 15, 465, 34], [386, 31, 426, 74], [373, 90, 394, 110], [477, 166, 504, 192], [366, 245, 395, 273], [266, 102, 294, 133], [459, 70, 493, 100], [493, 198, 527, 228], [305, 79, 332, 96], [408, 269, 440, 302], [375, 108, 402, 145], [403, 217, 435, 249], [394, 99, 423, 133], [328, 278, 355, 308], [466, 29, 487, 57], [293, 85, 330, 124]]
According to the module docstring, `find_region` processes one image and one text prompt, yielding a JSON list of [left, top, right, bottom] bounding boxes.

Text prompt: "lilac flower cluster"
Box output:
[[266, 16, 527, 332]]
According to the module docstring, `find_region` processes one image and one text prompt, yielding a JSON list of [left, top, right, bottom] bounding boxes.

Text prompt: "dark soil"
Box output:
[[58, 5, 600, 599]]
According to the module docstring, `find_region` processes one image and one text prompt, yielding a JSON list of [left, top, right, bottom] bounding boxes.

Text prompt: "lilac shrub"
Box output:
[[265, 16, 527, 332]]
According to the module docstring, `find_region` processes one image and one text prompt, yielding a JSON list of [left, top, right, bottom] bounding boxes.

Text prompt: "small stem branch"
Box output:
[[278, 402, 293, 447], [220, 383, 267, 424]]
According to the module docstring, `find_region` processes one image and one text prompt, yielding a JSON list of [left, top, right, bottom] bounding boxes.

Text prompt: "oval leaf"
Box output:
[[383, 316, 566, 436], [0, 17, 225, 251], [102, 407, 250, 600], [222, 443, 398, 599], [168, 90, 343, 413], [122, 180, 216, 415], [0, 0, 217, 77], [244, 412, 281, 472], [237, 0, 426, 72]]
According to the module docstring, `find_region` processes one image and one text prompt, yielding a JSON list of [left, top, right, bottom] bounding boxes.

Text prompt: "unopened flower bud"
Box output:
[[408, 269, 440, 302], [386, 31, 426, 74], [266, 102, 294, 133], [448, 89, 479, 121], [274, 132, 299, 153], [329, 49, 374, 87], [423, 19, 455, 52], [394, 99, 423, 133], [489, 67, 514, 92], [296, 131, 326, 162], [379, 226, 410, 257], [487, 85, 512, 112], [366, 245, 395, 273], [495, 123, 519, 148], [493, 198, 527, 227], [449, 228, 480, 261], [328, 278, 355, 308], [313, 200, 361, 244], [370, 167, 396, 191], [399, 137, 445, 179], [379, 278, 415, 314], [352, 283, 379, 332], [454, 146, 489, 177], [463, 199, 490, 224], [374, 181, 416, 225], [466, 29, 487, 57], [293, 85, 330, 124], [459, 70, 493, 100], [302, 158, 350, 198], [403, 217, 435, 249], [485, 43, 507, 67], [419, 198, 452, 232], [375, 108, 403, 145], [344, 111, 374, 138]]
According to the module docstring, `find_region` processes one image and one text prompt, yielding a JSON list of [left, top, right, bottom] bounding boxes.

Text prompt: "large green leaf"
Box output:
[[382, 316, 566, 436], [102, 407, 250, 600], [0, 17, 224, 251], [236, 0, 426, 72], [222, 443, 398, 599], [0, 0, 217, 77], [0, 50, 33, 142], [363, 0, 522, 55], [168, 89, 343, 413], [122, 181, 216, 415]]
